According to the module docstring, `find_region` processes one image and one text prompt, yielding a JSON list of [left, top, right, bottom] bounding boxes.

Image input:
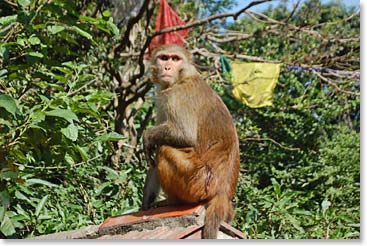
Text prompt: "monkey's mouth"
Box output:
[[160, 75, 174, 82]]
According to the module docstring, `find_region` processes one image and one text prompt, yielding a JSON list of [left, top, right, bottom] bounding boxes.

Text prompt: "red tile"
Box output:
[[99, 204, 204, 231]]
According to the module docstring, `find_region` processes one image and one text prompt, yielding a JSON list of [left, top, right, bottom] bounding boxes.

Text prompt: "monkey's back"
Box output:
[[156, 75, 240, 202]]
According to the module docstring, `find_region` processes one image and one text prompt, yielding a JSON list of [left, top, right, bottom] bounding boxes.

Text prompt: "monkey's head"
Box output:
[[150, 44, 198, 89]]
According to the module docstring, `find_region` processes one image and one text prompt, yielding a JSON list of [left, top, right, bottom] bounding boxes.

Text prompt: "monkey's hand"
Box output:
[[143, 130, 156, 167]]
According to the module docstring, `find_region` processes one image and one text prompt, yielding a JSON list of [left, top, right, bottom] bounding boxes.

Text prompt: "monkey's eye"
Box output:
[[171, 55, 182, 61], [157, 55, 169, 61]]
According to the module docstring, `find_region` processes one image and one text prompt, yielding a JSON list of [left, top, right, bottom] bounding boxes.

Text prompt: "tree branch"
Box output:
[[243, 137, 302, 152], [151, 0, 273, 37], [313, 71, 360, 96]]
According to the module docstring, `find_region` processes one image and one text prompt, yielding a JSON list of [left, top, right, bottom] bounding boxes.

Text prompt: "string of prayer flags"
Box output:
[[149, 0, 190, 54], [220, 55, 232, 79], [230, 62, 281, 108]]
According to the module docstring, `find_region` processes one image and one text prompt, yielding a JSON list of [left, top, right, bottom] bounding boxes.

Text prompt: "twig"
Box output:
[[192, 46, 280, 63], [67, 79, 96, 97], [245, 10, 324, 40], [3, 0, 17, 7], [116, 0, 151, 53], [151, 0, 273, 37], [284, 0, 302, 24], [243, 137, 301, 152], [205, 32, 253, 43], [313, 71, 360, 96], [310, 11, 360, 29], [14, 154, 104, 170]]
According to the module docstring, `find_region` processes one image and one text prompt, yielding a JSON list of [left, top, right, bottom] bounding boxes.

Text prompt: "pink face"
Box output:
[[155, 53, 184, 85]]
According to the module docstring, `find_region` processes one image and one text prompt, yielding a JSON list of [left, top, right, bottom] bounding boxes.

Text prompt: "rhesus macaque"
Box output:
[[142, 44, 240, 239]]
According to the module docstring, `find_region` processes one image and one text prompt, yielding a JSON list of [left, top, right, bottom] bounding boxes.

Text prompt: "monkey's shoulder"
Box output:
[[176, 74, 203, 86]]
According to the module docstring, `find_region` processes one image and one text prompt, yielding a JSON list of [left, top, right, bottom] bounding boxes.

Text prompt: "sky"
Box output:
[[232, 0, 361, 12]]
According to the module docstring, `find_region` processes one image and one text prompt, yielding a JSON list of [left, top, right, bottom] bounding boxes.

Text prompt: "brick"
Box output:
[[99, 204, 204, 232]]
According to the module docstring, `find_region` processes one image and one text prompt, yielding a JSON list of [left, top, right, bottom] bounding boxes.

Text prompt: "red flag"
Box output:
[[149, 0, 190, 54]]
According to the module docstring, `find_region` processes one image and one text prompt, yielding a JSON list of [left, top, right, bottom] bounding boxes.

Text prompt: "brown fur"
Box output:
[[142, 44, 240, 239]]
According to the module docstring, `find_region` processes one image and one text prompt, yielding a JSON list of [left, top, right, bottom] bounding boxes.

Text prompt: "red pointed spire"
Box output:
[[149, 0, 190, 53]]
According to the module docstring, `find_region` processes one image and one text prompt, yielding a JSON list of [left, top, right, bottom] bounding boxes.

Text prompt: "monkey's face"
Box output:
[[154, 52, 184, 87]]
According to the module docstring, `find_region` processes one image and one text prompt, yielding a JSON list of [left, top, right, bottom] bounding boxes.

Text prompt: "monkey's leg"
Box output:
[[157, 145, 211, 204], [142, 166, 160, 210], [157, 145, 199, 174]]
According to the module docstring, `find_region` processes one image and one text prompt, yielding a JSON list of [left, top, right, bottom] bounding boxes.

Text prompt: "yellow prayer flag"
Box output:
[[231, 62, 281, 108]]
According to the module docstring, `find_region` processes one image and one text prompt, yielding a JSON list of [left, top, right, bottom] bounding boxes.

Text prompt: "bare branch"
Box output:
[[151, 0, 273, 37], [3, 0, 17, 7], [245, 10, 324, 40], [204, 32, 253, 43], [13, 154, 105, 170], [284, 0, 302, 23], [115, 0, 151, 53], [243, 137, 302, 152], [313, 71, 359, 96], [192, 46, 280, 64], [310, 11, 360, 29]]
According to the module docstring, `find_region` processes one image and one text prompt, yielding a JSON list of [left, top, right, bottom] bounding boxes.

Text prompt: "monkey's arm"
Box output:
[[143, 122, 196, 166]]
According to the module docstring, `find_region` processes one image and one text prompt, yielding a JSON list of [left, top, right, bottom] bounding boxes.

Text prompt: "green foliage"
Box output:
[[223, 0, 359, 239], [0, 0, 143, 238], [234, 126, 359, 239]]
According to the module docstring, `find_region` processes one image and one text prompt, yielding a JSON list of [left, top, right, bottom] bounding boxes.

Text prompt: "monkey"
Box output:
[[142, 44, 240, 239]]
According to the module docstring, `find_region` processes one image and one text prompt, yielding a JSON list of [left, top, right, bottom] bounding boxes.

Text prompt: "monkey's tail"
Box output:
[[203, 194, 234, 239]]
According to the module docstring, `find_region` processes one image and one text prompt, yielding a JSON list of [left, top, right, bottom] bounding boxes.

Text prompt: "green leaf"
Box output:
[[75, 145, 88, 161], [64, 152, 75, 165], [14, 191, 31, 203], [35, 195, 48, 217], [61, 61, 78, 70], [16, 37, 26, 46], [25, 178, 58, 188], [271, 178, 281, 196], [27, 51, 44, 58], [47, 25, 65, 34], [0, 170, 18, 179], [0, 15, 17, 26], [102, 10, 111, 17], [0, 207, 4, 221], [72, 26, 93, 40], [0, 94, 17, 116], [0, 45, 9, 59], [78, 15, 98, 25], [0, 191, 10, 208], [30, 111, 45, 124], [0, 214, 16, 236], [95, 182, 112, 196], [108, 17, 120, 36], [100, 166, 119, 179], [17, 0, 31, 7], [293, 209, 312, 216], [285, 213, 304, 233], [61, 123, 78, 141], [28, 35, 41, 45], [95, 132, 126, 142], [45, 109, 78, 123]]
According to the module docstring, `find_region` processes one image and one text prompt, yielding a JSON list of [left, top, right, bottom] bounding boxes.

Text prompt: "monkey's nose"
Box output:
[[164, 67, 171, 71]]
